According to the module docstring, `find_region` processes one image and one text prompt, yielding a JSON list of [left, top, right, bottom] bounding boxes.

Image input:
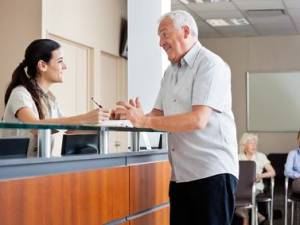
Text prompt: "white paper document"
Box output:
[[98, 120, 133, 127]]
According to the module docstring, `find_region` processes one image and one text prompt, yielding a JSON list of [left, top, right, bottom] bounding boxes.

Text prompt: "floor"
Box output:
[[233, 186, 300, 225]]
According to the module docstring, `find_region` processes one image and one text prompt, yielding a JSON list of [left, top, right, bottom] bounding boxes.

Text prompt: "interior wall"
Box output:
[[0, 0, 42, 116], [42, 0, 127, 110], [201, 35, 300, 154], [128, 0, 170, 112]]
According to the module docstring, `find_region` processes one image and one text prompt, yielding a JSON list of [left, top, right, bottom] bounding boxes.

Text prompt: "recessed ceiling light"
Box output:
[[246, 9, 286, 17], [206, 18, 249, 27], [179, 0, 190, 4], [206, 19, 230, 27], [230, 18, 249, 26], [179, 0, 230, 4]]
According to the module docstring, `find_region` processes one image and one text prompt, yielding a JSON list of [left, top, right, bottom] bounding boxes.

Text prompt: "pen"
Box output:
[[91, 97, 103, 108]]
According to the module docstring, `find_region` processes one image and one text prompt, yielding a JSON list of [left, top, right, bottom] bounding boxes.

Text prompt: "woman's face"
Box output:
[[243, 138, 257, 155], [42, 48, 67, 84]]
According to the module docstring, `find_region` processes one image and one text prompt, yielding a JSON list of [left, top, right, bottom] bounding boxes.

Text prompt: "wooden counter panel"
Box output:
[[130, 206, 169, 225], [0, 166, 129, 225], [129, 161, 170, 214], [120, 222, 130, 225]]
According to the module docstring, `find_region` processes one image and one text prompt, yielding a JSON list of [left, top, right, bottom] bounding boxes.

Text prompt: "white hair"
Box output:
[[159, 10, 198, 37], [239, 133, 258, 153]]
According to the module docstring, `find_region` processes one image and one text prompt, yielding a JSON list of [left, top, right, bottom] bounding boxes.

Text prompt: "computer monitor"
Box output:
[[0, 137, 29, 159], [61, 134, 99, 156]]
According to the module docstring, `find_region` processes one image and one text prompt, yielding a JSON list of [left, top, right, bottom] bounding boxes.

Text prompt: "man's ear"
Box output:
[[182, 25, 191, 39], [37, 60, 48, 73]]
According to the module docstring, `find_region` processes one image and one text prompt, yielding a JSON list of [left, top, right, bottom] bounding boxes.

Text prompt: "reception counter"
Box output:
[[0, 123, 171, 225]]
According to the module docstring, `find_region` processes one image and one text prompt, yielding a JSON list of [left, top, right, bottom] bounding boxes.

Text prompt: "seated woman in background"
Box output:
[[1, 39, 110, 156], [237, 133, 276, 225], [284, 131, 300, 179]]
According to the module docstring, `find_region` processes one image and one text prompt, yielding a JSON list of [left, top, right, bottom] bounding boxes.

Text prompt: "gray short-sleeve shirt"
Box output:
[[154, 42, 239, 182]]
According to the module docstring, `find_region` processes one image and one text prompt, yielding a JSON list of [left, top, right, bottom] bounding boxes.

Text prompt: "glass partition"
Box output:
[[0, 122, 166, 161]]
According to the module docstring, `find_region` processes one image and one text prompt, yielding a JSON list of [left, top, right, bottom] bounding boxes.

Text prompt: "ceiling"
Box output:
[[171, 0, 300, 38]]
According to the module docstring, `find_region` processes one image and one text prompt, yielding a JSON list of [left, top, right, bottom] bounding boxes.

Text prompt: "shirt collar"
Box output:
[[179, 41, 202, 68], [39, 87, 56, 102]]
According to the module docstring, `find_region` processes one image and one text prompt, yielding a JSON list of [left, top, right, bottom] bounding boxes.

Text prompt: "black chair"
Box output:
[[268, 153, 288, 193], [284, 177, 300, 225], [256, 175, 275, 225], [268, 153, 288, 223], [235, 160, 257, 225], [0, 137, 29, 159]]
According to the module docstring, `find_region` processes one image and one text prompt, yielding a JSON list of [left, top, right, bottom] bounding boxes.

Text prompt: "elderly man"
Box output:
[[116, 10, 238, 225]]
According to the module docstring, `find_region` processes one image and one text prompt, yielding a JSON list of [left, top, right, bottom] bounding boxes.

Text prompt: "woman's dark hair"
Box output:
[[4, 39, 60, 119]]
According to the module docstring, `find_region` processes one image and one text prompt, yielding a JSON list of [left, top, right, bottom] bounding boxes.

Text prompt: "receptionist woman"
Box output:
[[1, 39, 109, 156]]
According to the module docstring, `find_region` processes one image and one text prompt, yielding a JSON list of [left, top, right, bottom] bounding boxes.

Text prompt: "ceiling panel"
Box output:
[[216, 25, 257, 37], [233, 0, 284, 10], [248, 15, 297, 35], [248, 14, 293, 25], [283, 0, 300, 9], [256, 26, 296, 36], [185, 2, 237, 12], [196, 10, 243, 19], [198, 26, 222, 38], [199, 33, 222, 38], [171, 4, 186, 11], [171, 1, 186, 10], [170, 0, 300, 38], [197, 19, 221, 38], [287, 9, 300, 32], [287, 9, 300, 22]]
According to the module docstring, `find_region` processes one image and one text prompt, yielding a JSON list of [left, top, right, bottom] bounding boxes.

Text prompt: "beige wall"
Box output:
[[0, 0, 42, 116], [201, 35, 300, 154], [42, 0, 127, 108], [42, 0, 124, 55], [0, 0, 126, 115]]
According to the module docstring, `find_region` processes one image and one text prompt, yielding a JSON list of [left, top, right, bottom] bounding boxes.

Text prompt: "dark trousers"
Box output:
[[169, 173, 237, 225]]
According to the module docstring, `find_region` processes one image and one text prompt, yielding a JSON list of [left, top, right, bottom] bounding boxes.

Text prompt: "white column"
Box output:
[[128, 0, 171, 112]]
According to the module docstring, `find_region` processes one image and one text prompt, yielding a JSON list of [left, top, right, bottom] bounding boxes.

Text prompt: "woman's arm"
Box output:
[[261, 164, 276, 179], [16, 107, 110, 124]]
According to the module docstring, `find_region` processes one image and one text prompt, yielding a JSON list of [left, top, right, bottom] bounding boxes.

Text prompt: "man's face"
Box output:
[[158, 17, 187, 63]]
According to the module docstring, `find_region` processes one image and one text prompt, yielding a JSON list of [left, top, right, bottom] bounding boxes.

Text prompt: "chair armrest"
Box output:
[[252, 181, 256, 206], [270, 176, 275, 199], [284, 176, 290, 225], [285, 176, 289, 196]]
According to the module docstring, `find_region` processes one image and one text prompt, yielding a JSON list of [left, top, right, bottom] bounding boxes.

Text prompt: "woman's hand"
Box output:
[[82, 108, 110, 124], [256, 174, 263, 182]]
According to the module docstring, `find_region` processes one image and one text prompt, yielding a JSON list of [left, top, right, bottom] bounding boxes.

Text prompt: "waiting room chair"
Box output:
[[268, 153, 288, 224], [284, 177, 300, 225], [256, 176, 275, 225], [268, 153, 288, 194], [235, 160, 257, 225]]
